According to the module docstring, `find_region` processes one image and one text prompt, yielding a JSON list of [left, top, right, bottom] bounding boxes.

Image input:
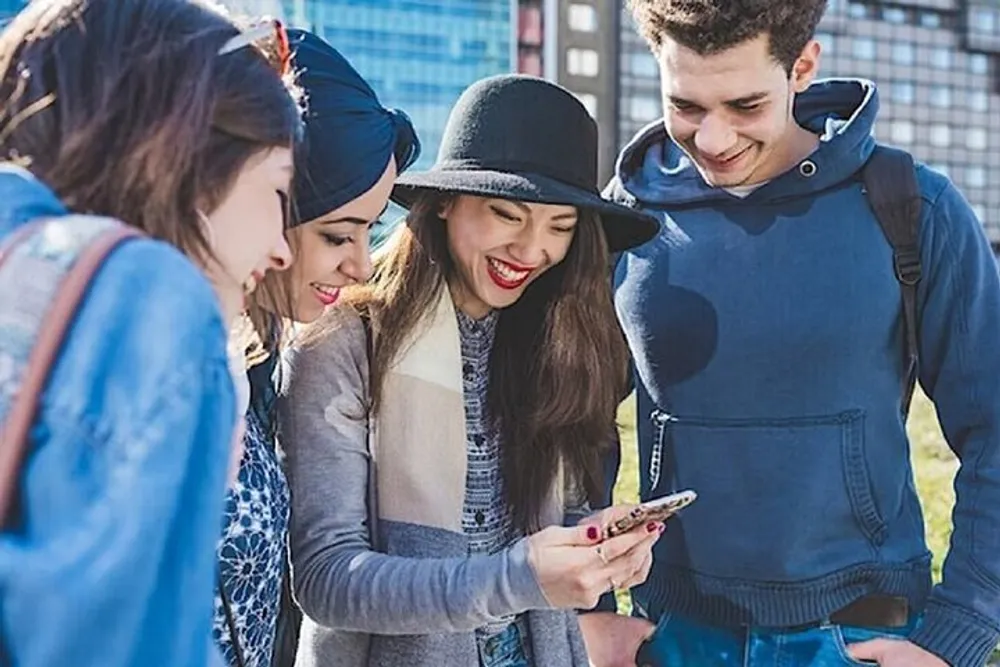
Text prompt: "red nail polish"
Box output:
[[587, 526, 599, 541], [646, 522, 657, 533]]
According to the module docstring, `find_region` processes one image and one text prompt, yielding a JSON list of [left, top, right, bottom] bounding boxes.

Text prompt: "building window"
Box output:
[[971, 7, 998, 34], [891, 42, 914, 65], [848, 2, 869, 19], [629, 97, 660, 122], [883, 7, 907, 24], [853, 38, 876, 60], [970, 53, 990, 74], [890, 121, 914, 145], [919, 11, 942, 28], [574, 92, 598, 119], [566, 48, 599, 77], [891, 82, 915, 104], [568, 4, 597, 32], [967, 166, 987, 189], [518, 6, 543, 45], [929, 86, 951, 108], [629, 53, 658, 78], [969, 90, 989, 111], [929, 125, 951, 147], [930, 48, 951, 69], [967, 127, 988, 150]]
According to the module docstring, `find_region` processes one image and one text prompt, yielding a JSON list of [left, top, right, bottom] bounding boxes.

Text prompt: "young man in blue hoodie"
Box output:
[[580, 1, 1000, 666]]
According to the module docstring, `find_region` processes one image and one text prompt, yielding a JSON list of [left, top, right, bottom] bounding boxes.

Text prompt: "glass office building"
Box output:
[[288, 0, 515, 172], [616, 0, 1000, 244]]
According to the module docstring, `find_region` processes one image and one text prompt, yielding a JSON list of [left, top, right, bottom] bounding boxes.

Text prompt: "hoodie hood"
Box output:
[[614, 78, 878, 208]]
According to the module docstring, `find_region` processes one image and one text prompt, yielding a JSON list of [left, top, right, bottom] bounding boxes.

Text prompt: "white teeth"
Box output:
[[312, 283, 338, 297], [488, 258, 529, 282]]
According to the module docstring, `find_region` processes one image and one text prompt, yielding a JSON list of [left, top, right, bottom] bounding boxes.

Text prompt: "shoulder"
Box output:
[[45, 236, 231, 417], [283, 306, 369, 395]]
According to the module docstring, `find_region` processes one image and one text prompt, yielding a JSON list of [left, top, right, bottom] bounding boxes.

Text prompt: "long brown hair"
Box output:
[[0, 0, 301, 265], [326, 193, 629, 532]]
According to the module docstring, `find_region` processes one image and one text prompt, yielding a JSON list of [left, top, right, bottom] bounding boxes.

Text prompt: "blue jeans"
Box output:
[[478, 622, 531, 667], [635, 613, 920, 667]]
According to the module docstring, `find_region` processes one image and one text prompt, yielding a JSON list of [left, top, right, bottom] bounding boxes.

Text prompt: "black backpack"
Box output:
[[862, 145, 923, 417]]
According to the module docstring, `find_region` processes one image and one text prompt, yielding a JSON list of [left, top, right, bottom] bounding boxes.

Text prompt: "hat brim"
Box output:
[[391, 169, 658, 252]]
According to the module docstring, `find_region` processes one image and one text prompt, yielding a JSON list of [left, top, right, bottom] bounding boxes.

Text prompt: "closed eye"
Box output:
[[490, 205, 521, 222], [320, 232, 350, 246]]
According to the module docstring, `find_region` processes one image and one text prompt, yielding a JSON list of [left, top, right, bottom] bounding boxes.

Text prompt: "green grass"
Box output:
[[612, 388, 957, 605]]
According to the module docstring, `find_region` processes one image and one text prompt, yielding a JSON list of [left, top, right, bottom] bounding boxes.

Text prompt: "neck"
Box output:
[[447, 279, 491, 320]]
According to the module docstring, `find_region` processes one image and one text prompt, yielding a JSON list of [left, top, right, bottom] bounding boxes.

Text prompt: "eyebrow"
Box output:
[[670, 91, 769, 107], [505, 200, 579, 222], [319, 203, 390, 226]]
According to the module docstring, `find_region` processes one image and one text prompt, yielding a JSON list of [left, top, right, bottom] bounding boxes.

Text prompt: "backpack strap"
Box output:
[[0, 217, 140, 528], [861, 146, 922, 417]]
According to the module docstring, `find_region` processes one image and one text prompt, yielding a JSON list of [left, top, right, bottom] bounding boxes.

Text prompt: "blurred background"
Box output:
[[4, 0, 996, 250]]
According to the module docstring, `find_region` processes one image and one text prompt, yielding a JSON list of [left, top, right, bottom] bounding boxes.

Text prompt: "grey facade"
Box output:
[[616, 0, 1000, 243]]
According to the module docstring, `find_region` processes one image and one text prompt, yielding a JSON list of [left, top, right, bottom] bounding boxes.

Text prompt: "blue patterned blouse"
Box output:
[[212, 360, 291, 667]]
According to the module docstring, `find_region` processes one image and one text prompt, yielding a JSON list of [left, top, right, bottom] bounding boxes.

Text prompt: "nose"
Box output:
[[508, 222, 549, 268], [341, 235, 374, 284], [268, 234, 293, 272], [693, 113, 737, 157]]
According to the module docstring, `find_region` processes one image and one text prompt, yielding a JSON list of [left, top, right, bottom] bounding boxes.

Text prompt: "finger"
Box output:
[[847, 639, 886, 663], [544, 522, 604, 547], [599, 530, 659, 584], [619, 551, 653, 590], [596, 521, 662, 562]]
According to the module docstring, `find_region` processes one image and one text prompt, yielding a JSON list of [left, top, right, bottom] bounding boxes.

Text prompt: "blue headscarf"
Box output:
[[288, 29, 420, 225]]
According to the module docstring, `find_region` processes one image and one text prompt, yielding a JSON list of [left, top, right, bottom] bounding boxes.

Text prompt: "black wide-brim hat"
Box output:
[[392, 74, 658, 252]]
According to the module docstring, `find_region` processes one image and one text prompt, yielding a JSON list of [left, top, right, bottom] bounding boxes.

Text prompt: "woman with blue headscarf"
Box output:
[[214, 29, 420, 667]]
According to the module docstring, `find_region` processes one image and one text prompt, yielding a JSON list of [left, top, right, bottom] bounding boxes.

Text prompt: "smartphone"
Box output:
[[603, 489, 697, 539]]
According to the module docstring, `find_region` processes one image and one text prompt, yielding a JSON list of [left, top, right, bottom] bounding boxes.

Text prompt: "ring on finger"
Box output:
[[595, 544, 609, 565]]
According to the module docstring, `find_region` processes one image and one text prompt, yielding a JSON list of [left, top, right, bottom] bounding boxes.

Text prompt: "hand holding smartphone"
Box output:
[[603, 489, 697, 540]]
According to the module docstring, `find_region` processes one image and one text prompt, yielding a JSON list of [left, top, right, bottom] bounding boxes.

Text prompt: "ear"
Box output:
[[790, 39, 821, 93], [438, 196, 456, 220]]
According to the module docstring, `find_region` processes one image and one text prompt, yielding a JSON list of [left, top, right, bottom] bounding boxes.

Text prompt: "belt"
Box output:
[[825, 595, 910, 628]]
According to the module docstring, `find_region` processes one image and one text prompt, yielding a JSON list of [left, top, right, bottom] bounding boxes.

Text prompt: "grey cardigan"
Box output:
[[277, 310, 591, 667]]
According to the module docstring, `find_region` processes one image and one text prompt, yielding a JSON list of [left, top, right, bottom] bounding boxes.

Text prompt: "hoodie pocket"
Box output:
[[649, 408, 886, 581]]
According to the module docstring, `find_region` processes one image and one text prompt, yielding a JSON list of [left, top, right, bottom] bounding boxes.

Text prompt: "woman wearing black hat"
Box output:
[[279, 74, 662, 667], [214, 30, 419, 667]]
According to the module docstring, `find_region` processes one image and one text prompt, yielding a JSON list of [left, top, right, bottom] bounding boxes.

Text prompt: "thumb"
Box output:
[[847, 638, 884, 663]]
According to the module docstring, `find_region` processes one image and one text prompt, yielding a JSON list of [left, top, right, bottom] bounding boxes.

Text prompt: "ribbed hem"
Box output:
[[909, 599, 1000, 667], [635, 558, 932, 627]]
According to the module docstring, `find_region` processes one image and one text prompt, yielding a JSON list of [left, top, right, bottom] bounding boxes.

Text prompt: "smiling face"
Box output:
[[441, 195, 578, 319], [658, 33, 820, 188], [273, 156, 397, 323]]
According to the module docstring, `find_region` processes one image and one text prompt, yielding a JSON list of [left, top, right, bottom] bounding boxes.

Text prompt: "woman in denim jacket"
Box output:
[[0, 1, 300, 666], [215, 31, 419, 667]]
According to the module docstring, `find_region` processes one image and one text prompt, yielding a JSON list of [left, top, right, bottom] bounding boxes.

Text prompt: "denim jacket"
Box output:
[[0, 165, 236, 667]]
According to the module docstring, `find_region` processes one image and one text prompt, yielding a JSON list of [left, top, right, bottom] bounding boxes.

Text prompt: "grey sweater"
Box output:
[[277, 310, 591, 667]]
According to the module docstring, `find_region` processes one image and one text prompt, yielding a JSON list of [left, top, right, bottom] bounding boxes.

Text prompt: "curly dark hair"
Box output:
[[628, 0, 828, 73]]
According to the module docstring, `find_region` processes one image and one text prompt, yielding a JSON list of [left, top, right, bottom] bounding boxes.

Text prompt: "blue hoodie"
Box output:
[[606, 79, 1000, 667]]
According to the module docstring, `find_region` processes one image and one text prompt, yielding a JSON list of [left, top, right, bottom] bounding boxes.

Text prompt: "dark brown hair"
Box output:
[[321, 194, 629, 532], [628, 0, 828, 73], [0, 0, 301, 264]]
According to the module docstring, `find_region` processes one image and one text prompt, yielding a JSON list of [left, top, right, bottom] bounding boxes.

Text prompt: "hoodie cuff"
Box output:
[[908, 599, 999, 667]]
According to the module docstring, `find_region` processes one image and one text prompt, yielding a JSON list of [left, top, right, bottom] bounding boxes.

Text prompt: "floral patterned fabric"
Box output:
[[212, 398, 290, 667]]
